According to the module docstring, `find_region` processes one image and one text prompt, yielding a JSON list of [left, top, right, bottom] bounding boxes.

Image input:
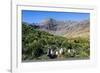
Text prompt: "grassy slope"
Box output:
[[22, 23, 90, 61]]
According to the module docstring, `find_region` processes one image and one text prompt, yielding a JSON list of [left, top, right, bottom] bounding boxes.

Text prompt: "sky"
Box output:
[[22, 10, 90, 24]]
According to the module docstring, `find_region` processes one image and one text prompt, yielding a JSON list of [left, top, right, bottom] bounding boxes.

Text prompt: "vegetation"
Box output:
[[22, 23, 90, 61]]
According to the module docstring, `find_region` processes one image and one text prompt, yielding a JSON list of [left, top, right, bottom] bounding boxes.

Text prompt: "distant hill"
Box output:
[[29, 18, 90, 38]]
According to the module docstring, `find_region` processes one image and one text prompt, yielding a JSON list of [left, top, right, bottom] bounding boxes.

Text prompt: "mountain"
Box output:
[[63, 20, 90, 38], [29, 18, 90, 38]]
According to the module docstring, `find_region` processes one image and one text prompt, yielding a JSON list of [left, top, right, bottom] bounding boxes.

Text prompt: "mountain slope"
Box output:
[[32, 18, 90, 38], [22, 22, 90, 61]]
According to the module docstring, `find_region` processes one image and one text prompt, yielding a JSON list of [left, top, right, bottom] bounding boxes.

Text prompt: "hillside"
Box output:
[[30, 18, 90, 38], [22, 22, 90, 61], [22, 23, 68, 60]]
